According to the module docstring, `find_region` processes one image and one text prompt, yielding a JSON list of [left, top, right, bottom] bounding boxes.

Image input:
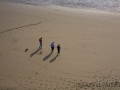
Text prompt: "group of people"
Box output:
[[39, 37, 61, 55]]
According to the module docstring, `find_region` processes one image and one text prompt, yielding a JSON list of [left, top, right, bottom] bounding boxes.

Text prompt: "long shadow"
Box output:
[[49, 55, 58, 63], [30, 48, 41, 57], [43, 52, 53, 61]]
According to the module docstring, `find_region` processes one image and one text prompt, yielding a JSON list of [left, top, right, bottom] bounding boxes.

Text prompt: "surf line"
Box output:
[[0, 21, 42, 34]]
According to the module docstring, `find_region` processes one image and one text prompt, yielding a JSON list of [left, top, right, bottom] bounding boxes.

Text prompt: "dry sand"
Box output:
[[0, 1, 120, 90]]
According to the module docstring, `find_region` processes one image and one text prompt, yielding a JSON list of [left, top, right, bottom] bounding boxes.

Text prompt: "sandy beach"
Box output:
[[0, 1, 120, 90]]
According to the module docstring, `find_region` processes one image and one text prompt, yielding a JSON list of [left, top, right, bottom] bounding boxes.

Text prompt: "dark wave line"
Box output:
[[0, 21, 42, 34]]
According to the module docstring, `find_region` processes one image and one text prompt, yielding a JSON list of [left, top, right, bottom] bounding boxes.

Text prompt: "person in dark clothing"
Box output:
[[57, 44, 61, 55], [39, 37, 42, 49], [51, 42, 55, 52]]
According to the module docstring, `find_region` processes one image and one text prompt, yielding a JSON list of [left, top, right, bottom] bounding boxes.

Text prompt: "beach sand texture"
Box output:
[[0, 2, 120, 90]]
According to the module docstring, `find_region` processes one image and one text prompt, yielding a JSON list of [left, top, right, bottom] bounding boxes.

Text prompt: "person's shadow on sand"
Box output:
[[49, 55, 58, 63], [43, 52, 53, 61], [30, 48, 41, 57]]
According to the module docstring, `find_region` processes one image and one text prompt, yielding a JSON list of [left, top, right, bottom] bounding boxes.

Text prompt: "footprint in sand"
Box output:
[[68, 81, 71, 82], [65, 87, 68, 89]]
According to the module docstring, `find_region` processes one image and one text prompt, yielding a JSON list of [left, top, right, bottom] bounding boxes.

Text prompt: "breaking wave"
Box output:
[[2, 0, 120, 13]]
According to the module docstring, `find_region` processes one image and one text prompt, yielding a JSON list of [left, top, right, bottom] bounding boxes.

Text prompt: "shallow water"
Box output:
[[2, 0, 120, 13]]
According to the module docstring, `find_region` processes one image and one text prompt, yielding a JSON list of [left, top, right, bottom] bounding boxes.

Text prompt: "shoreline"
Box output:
[[1, 0, 120, 14]]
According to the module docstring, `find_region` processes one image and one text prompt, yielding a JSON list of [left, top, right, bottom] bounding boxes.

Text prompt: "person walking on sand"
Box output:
[[57, 44, 61, 55], [51, 42, 55, 52], [39, 37, 42, 49]]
